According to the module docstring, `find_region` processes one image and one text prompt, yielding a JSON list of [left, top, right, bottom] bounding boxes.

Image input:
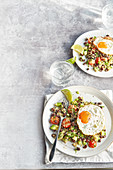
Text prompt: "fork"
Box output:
[[49, 115, 65, 162], [49, 100, 69, 162]]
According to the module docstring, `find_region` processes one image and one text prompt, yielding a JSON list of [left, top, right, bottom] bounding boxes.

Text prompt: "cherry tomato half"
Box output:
[[88, 140, 97, 148], [100, 57, 107, 62], [62, 118, 71, 128], [50, 116, 59, 125], [88, 38, 92, 44], [95, 57, 101, 64], [68, 105, 77, 114], [88, 59, 95, 66]]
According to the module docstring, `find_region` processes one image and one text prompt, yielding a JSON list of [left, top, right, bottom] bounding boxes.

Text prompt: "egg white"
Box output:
[[93, 37, 113, 55], [77, 104, 105, 135]]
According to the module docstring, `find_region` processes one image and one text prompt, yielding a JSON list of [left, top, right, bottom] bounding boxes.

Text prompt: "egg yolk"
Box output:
[[98, 42, 107, 48], [79, 111, 91, 124]]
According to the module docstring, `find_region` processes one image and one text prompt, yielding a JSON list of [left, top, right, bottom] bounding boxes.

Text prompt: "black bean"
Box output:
[[83, 145, 87, 149], [51, 134, 56, 138], [86, 68, 89, 70], [85, 38, 88, 41], [77, 138, 82, 142], [98, 139, 101, 142], [50, 108, 55, 112], [86, 139, 89, 143], [63, 113, 66, 117], [51, 113, 55, 116], [106, 34, 109, 37], [60, 129, 62, 132], [84, 42, 87, 45], [70, 118, 75, 122], [72, 122, 75, 126], [72, 139, 75, 142], [55, 110, 59, 113], [82, 138, 86, 142], [98, 102, 102, 105], [77, 147, 80, 151]]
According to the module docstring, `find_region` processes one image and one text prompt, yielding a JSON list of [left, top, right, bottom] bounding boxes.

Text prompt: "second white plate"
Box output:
[[73, 30, 113, 77]]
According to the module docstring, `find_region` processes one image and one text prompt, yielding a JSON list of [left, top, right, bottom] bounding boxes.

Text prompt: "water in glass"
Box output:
[[50, 61, 74, 86]]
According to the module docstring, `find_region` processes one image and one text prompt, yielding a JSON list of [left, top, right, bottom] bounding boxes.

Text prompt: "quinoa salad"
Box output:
[[79, 35, 113, 72], [49, 92, 106, 153]]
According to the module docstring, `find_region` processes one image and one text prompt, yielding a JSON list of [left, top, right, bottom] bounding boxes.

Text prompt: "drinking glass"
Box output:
[[102, 4, 113, 29], [50, 60, 74, 86]]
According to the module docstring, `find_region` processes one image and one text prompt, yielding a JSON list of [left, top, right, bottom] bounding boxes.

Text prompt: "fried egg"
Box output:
[[93, 37, 113, 55], [77, 104, 105, 135]]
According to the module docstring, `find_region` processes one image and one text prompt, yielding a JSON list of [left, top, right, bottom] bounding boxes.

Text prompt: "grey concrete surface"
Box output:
[[0, 0, 113, 169]]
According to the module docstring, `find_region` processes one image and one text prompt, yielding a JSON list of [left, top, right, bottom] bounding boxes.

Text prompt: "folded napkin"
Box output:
[[44, 90, 113, 164]]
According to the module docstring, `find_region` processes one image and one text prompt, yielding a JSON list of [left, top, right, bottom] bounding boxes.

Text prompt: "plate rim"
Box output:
[[42, 85, 113, 157], [72, 29, 113, 78]]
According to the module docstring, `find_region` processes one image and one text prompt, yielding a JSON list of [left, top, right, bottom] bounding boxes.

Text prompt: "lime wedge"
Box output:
[[71, 44, 84, 54], [66, 56, 76, 64], [61, 89, 73, 102]]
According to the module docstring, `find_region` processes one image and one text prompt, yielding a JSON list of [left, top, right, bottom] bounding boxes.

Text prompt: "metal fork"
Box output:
[[49, 115, 65, 162], [49, 101, 69, 162]]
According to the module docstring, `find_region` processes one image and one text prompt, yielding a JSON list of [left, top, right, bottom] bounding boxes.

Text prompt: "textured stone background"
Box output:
[[0, 0, 113, 169]]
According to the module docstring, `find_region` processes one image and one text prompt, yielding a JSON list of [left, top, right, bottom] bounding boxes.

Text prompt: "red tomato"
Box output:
[[92, 47, 97, 54], [50, 116, 59, 125], [88, 59, 95, 66], [88, 140, 97, 148], [68, 105, 77, 114], [92, 47, 96, 50], [88, 38, 91, 44], [62, 118, 71, 128], [107, 57, 110, 61], [100, 57, 106, 61], [95, 57, 101, 64]]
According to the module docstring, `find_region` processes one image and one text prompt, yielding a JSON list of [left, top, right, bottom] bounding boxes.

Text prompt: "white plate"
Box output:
[[43, 86, 113, 157], [73, 30, 113, 77]]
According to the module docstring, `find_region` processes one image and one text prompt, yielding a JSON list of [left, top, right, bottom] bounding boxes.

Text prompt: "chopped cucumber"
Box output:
[[69, 126, 75, 130], [77, 139, 82, 146], [72, 136, 78, 141], [50, 125, 59, 131], [64, 135, 69, 140], [76, 91, 79, 94], [58, 132, 64, 140], [67, 131, 74, 137], [93, 135, 100, 142], [62, 138, 68, 143], [55, 102, 62, 107], [83, 140, 87, 145], [101, 130, 106, 136]]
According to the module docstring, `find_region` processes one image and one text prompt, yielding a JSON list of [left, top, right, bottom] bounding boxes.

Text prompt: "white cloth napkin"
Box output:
[[44, 90, 113, 164]]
